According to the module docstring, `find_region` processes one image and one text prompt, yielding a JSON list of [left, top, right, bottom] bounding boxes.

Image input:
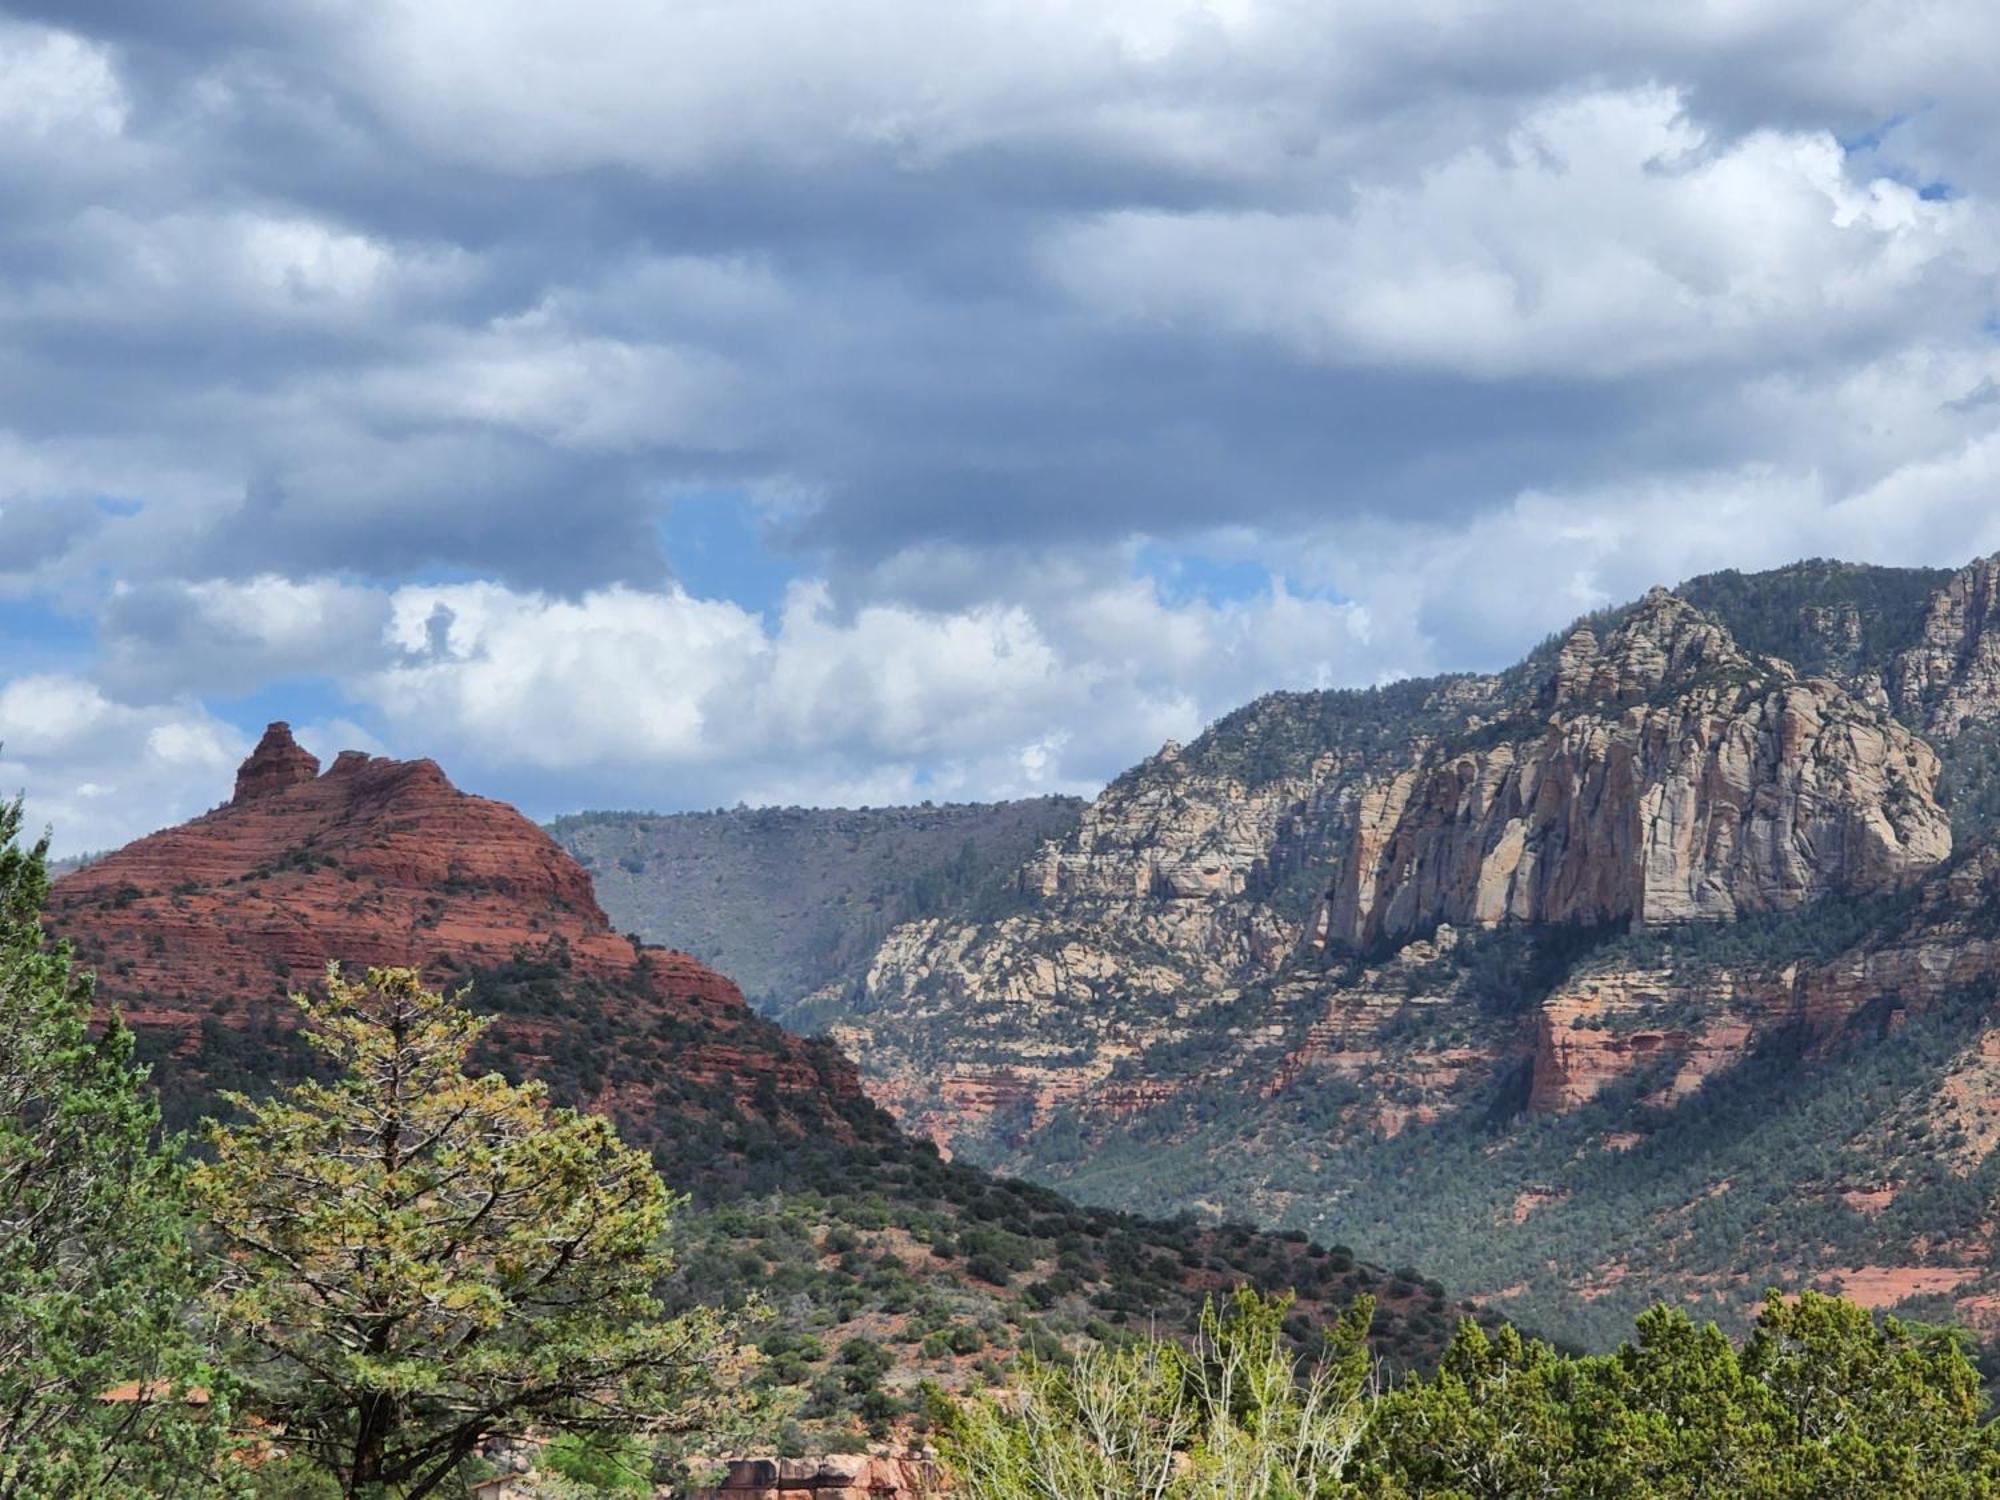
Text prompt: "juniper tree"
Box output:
[[1357, 1293, 2000, 1498], [946, 1288, 2000, 1498], [192, 965, 748, 1499], [0, 797, 227, 1498]]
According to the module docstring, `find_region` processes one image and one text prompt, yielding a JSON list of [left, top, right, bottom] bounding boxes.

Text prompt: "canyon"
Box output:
[[41, 724, 1474, 1459], [577, 553, 2000, 1347]]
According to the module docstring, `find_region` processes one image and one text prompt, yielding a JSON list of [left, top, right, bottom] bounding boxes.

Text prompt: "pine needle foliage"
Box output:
[[1357, 1291, 2000, 1496], [192, 965, 751, 1499], [0, 795, 228, 1499], [943, 1289, 2000, 1499]]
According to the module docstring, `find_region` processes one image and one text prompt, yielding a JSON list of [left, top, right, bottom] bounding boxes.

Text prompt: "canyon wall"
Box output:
[[1324, 591, 1951, 949]]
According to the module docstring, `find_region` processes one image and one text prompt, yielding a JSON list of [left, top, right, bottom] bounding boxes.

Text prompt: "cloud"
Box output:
[[295, 1, 2000, 200], [343, 307, 749, 454], [95, 574, 393, 699], [1, 2, 1999, 848], [352, 570, 1376, 809], [0, 674, 244, 853], [1946, 376, 2000, 412], [0, 20, 126, 141], [1043, 88, 1992, 380], [1298, 451, 2000, 670], [2, 7, 1994, 589], [333, 0, 1292, 179]]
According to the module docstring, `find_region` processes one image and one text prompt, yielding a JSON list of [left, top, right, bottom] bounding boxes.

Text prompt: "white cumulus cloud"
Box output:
[[1044, 88, 1993, 379], [0, 676, 245, 854], [353, 570, 1377, 810]]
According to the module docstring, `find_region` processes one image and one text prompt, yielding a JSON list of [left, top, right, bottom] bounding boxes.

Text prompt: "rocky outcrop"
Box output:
[[1324, 592, 1951, 950], [1891, 554, 2000, 736], [836, 908, 1221, 1152], [838, 679, 1508, 1155], [47, 726, 890, 1148], [232, 720, 321, 801], [833, 586, 1961, 1170], [1549, 589, 1744, 705], [687, 1455, 942, 1498], [683, 556, 2000, 1347], [1267, 926, 1502, 1137], [1023, 739, 1329, 905], [1527, 972, 1772, 1116], [1528, 837, 2000, 1116], [56, 728, 632, 992]]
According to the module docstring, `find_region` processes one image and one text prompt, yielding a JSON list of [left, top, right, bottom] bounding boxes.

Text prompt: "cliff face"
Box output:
[[1324, 591, 1951, 949], [1523, 836, 2000, 1118], [773, 557, 2000, 1347], [1891, 554, 2000, 736], [233, 719, 322, 801], [1023, 738, 1333, 905], [834, 588, 1956, 1162], [47, 724, 889, 1152], [840, 679, 1505, 1154]]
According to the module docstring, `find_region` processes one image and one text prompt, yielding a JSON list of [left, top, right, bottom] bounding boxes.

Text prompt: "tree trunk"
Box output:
[[349, 1393, 392, 1496]]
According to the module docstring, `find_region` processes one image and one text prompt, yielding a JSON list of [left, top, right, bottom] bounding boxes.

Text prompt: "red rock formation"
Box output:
[[232, 721, 321, 802], [1325, 592, 1951, 950], [687, 1455, 943, 1499], [47, 725, 887, 1146], [1523, 838, 2000, 1118]]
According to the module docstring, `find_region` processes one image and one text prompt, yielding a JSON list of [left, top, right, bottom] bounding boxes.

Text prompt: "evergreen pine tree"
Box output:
[[193, 965, 750, 1499], [0, 796, 228, 1498]]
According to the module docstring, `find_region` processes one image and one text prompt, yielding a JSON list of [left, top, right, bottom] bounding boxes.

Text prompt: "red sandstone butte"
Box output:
[[47, 723, 881, 1142]]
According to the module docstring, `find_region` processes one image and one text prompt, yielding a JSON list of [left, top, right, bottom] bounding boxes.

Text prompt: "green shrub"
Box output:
[[543, 1432, 652, 1494]]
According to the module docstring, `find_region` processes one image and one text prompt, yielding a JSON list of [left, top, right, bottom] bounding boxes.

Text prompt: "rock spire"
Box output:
[[232, 721, 321, 803]]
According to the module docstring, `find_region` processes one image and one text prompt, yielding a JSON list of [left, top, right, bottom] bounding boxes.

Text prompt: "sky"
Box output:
[[2, 1, 1999, 854]]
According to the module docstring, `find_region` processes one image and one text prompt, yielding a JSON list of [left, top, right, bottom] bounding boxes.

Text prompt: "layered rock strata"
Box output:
[[1526, 837, 2000, 1116], [1324, 591, 1950, 949], [841, 679, 1509, 1154], [1891, 553, 2000, 736], [48, 724, 885, 1143]]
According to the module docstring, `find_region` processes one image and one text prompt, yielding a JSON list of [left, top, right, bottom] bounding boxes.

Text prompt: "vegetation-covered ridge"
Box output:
[[13, 798, 2000, 1496], [1677, 557, 1958, 683], [552, 798, 1084, 1021], [27, 738, 1485, 1457], [690, 551, 2000, 1360]]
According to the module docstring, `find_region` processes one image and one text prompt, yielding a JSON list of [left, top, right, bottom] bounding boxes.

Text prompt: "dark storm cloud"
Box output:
[[0, 499, 105, 581], [3, 0, 2000, 855], [3, 0, 1983, 605]]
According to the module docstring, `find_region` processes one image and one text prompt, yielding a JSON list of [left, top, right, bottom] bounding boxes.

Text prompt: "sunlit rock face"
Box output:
[[1324, 590, 1951, 950], [1892, 553, 2000, 737]]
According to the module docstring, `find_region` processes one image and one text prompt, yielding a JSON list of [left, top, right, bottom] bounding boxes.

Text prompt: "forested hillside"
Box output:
[[39, 736, 1469, 1454], [580, 553, 2000, 1354], [551, 799, 1082, 1020]]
